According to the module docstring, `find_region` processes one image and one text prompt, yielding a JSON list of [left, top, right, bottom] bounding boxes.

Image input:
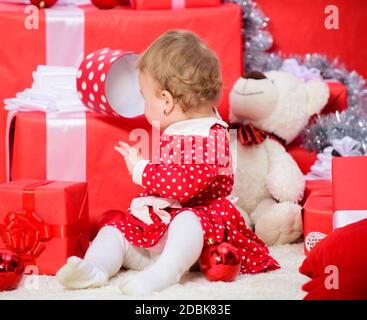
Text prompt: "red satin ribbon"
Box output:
[[0, 181, 88, 264], [229, 123, 286, 147]]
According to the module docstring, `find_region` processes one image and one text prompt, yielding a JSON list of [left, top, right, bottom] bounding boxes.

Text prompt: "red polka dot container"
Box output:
[[76, 48, 144, 118]]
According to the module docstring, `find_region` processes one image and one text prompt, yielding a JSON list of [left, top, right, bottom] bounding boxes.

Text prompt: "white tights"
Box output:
[[56, 210, 204, 295]]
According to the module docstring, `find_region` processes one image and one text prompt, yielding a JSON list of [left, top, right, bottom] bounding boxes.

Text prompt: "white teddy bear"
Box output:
[[229, 70, 329, 245]]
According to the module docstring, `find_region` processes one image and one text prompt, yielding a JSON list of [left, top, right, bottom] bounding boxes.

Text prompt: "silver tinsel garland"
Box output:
[[226, 0, 367, 153]]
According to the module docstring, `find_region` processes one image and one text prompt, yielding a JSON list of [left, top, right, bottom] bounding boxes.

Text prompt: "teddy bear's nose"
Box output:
[[242, 71, 267, 80]]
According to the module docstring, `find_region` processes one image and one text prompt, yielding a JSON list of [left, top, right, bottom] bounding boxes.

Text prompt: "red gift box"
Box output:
[[0, 3, 243, 183], [287, 81, 348, 175], [332, 156, 367, 229], [287, 144, 318, 175], [302, 180, 332, 255], [131, 0, 221, 10], [303, 195, 333, 255], [322, 81, 348, 115], [0, 180, 89, 275], [303, 157, 367, 255], [8, 111, 150, 240], [301, 179, 332, 205]]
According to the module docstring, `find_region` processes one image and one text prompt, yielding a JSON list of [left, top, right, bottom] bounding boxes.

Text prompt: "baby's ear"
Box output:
[[161, 89, 176, 115], [161, 90, 173, 103]]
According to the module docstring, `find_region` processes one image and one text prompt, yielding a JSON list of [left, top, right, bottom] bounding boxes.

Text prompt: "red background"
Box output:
[[257, 0, 367, 80]]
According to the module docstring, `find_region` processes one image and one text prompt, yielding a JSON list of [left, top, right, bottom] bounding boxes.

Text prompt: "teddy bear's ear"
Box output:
[[305, 80, 330, 116], [243, 71, 267, 80]]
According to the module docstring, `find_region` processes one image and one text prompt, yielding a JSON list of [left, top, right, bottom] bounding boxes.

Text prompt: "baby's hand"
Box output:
[[114, 141, 143, 175]]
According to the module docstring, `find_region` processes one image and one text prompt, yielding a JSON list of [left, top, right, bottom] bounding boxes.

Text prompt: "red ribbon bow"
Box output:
[[229, 123, 286, 147], [1, 209, 50, 262]]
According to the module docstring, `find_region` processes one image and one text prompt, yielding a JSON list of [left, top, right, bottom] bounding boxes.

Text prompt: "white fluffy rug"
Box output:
[[0, 243, 309, 300]]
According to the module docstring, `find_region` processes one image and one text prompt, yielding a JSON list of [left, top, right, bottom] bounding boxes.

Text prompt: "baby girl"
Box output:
[[56, 30, 279, 295]]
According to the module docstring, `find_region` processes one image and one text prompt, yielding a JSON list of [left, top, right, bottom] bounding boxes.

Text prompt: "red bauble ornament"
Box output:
[[91, 0, 118, 9], [0, 250, 25, 291], [30, 0, 58, 8], [199, 242, 241, 282]]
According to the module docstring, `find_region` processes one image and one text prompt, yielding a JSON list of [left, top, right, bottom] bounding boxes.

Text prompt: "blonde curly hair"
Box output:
[[137, 29, 222, 112]]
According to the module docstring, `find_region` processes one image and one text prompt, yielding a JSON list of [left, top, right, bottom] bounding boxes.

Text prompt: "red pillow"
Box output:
[[299, 218, 367, 300]]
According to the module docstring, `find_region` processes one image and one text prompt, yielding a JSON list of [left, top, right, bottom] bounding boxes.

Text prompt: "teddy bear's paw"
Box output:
[[254, 201, 303, 246]]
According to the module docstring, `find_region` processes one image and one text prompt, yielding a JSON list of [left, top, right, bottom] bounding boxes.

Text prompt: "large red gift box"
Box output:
[[332, 156, 367, 229], [8, 111, 150, 239], [131, 0, 221, 10], [0, 179, 89, 275], [0, 2, 243, 182]]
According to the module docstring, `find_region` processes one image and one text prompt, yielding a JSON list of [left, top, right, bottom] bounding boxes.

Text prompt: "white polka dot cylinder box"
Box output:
[[77, 48, 144, 119]]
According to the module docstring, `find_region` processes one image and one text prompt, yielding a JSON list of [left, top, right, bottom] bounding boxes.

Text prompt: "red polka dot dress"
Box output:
[[103, 117, 280, 274]]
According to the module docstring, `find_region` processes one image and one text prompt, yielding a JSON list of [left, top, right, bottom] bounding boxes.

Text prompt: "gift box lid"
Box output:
[[304, 195, 333, 215], [301, 179, 332, 206], [305, 179, 332, 188], [0, 179, 88, 226], [332, 156, 367, 211], [305, 180, 332, 195], [77, 48, 144, 119]]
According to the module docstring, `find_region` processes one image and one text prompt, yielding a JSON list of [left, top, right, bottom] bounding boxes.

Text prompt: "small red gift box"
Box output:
[[287, 81, 348, 175], [302, 180, 333, 255], [303, 157, 367, 255], [332, 156, 367, 229], [131, 0, 221, 10], [301, 179, 332, 205], [287, 144, 318, 175], [322, 81, 348, 115], [303, 195, 333, 255], [0, 180, 89, 275]]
